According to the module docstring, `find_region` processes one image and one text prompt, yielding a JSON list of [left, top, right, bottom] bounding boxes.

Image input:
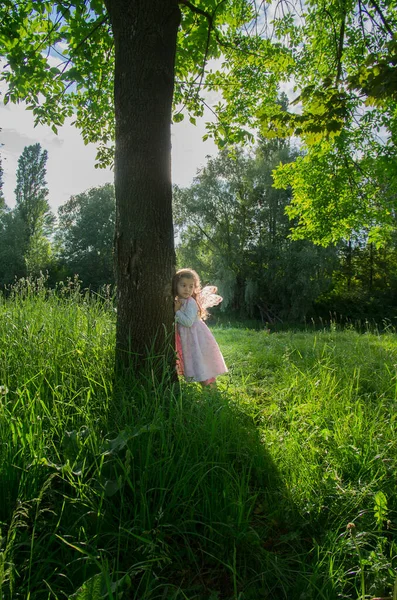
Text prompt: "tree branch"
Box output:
[[189, 216, 223, 253], [336, 1, 347, 82], [33, 2, 74, 57], [175, 1, 228, 123], [357, 0, 367, 42], [368, 0, 394, 36], [178, 0, 213, 26], [56, 16, 110, 79]]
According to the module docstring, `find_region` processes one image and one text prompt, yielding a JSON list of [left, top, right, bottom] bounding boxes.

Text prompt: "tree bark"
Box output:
[[104, 0, 180, 370]]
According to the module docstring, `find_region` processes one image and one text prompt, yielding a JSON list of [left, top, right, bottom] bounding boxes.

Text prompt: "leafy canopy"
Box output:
[[1, 0, 396, 244], [257, 0, 397, 245], [0, 1, 276, 165]]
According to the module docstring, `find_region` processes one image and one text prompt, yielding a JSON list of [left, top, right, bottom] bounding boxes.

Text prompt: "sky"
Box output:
[[0, 88, 219, 213]]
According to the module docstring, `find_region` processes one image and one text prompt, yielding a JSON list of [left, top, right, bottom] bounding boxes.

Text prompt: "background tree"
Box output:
[[175, 144, 338, 321], [174, 147, 258, 310], [14, 143, 55, 275], [315, 228, 397, 322], [0, 209, 27, 285], [0, 145, 5, 212], [56, 183, 115, 288], [0, 142, 26, 284]]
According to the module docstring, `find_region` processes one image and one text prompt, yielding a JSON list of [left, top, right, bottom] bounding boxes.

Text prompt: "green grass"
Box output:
[[0, 278, 396, 599]]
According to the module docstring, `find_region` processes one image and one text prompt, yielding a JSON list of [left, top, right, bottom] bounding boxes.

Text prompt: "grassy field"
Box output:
[[0, 278, 396, 599]]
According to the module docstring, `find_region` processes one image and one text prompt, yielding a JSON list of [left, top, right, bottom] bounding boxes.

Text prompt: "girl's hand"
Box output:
[[174, 297, 182, 312]]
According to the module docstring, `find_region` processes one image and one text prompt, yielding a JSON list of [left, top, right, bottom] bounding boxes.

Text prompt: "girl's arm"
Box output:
[[175, 298, 198, 327]]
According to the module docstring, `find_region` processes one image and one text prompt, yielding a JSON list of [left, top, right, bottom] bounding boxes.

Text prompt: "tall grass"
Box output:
[[0, 278, 285, 599], [218, 326, 397, 599], [0, 277, 396, 599]]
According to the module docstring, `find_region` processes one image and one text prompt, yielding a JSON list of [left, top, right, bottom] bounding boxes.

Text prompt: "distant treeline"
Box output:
[[0, 143, 115, 290], [174, 141, 397, 324], [1, 141, 397, 324]]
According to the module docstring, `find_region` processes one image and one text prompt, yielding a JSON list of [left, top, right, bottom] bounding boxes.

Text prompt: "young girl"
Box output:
[[172, 268, 228, 386]]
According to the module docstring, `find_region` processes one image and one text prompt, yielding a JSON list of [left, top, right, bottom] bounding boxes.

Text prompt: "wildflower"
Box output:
[[0, 386, 8, 395]]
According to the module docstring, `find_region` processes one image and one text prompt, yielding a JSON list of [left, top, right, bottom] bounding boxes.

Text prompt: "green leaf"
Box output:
[[69, 573, 105, 600], [103, 424, 160, 456], [69, 572, 132, 599], [374, 491, 388, 529]]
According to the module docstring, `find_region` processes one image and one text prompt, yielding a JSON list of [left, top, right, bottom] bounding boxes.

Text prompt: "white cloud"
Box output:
[[1, 94, 218, 212], [171, 112, 217, 187]]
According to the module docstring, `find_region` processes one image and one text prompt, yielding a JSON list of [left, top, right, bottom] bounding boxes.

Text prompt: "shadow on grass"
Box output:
[[0, 364, 336, 600], [75, 366, 332, 600]]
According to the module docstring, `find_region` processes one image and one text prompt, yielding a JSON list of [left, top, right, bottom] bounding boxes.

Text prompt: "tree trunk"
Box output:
[[347, 238, 352, 291], [369, 242, 374, 292], [104, 0, 180, 370]]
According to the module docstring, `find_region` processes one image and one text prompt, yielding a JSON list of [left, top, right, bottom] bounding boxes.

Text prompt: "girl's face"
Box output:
[[177, 277, 195, 299]]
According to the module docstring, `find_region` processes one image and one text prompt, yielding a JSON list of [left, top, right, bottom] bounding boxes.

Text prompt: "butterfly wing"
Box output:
[[200, 285, 223, 308]]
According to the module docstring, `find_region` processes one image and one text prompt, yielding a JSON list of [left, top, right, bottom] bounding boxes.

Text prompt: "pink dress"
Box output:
[[175, 297, 228, 383]]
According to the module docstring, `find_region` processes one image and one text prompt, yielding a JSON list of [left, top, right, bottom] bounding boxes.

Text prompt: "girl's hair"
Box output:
[[172, 268, 208, 320]]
